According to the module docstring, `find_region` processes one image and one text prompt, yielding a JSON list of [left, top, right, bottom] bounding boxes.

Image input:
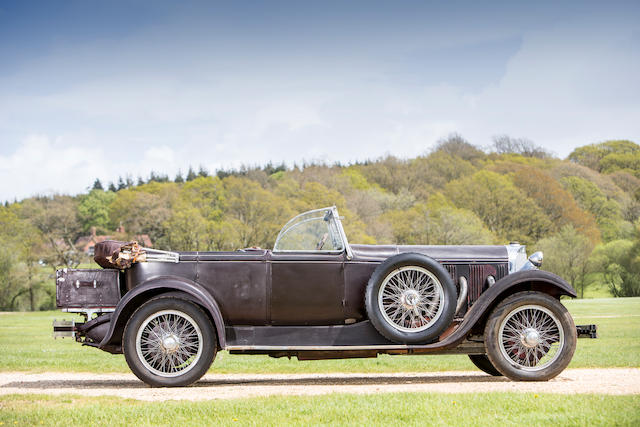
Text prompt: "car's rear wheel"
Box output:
[[468, 354, 502, 376], [123, 297, 216, 387], [484, 291, 576, 381], [365, 253, 456, 344]]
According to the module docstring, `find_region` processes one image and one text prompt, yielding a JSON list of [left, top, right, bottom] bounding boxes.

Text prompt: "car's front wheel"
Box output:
[[484, 291, 576, 381], [123, 297, 216, 387]]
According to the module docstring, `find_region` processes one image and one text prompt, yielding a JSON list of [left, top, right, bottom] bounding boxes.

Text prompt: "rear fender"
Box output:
[[99, 276, 226, 350]]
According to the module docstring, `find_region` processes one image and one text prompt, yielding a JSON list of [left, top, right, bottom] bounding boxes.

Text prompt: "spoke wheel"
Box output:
[[378, 266, 444, 333], [365, 253, 456, 344], [124, 297, 216, 387], [484, 291, 576, 381], [136, 310, 203, 377], [498, 305, 563, 371]]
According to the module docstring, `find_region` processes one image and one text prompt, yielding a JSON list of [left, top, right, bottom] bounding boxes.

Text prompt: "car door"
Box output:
[[269, 251, 345, 325], [269, 207, 347, 325]]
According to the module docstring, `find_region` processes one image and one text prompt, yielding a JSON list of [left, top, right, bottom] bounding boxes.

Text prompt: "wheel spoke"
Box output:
[[378, 266, 445, 333], [498, 304, 565, 372], [136, 309, 204, 377]]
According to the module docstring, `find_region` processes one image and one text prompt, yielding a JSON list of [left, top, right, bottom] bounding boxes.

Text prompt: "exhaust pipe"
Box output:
[[455, 276, 468, 317]]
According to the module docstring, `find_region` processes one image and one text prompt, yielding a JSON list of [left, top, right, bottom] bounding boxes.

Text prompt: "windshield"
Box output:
[[273, 207, 345, 252]]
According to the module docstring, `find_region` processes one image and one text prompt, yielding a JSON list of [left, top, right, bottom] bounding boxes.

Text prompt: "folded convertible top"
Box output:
[[94, 240, 179, 269]]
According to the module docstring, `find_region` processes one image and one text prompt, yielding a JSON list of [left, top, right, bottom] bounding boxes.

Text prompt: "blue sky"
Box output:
[[0, 1, 638, 201]]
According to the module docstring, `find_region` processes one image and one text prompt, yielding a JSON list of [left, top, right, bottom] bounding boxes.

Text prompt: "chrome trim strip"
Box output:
[[331, 206, 354, 260], [455, 276, 468, 316], [271, 260, 343, 264]]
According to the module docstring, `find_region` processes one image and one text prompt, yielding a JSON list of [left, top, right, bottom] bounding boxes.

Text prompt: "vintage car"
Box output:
[[53, 206, 597, 387]]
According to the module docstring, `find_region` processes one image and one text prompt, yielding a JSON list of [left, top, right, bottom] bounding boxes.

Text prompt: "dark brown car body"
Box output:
[[71, 245, 571, 356], [54, 206, 599, 386]]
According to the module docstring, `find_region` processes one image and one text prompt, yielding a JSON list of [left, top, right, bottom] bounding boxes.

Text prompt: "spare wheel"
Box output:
[[365, 252, 456, 344]]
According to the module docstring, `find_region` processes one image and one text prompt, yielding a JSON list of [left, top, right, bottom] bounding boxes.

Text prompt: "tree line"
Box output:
[[1, 136, 639, 310]]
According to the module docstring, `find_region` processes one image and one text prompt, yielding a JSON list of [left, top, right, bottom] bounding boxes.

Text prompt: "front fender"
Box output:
[[475, 268, 576, 306], [420, 269, 577, 350], [99, 276, 226, 350], [463, 269, 576, 326]]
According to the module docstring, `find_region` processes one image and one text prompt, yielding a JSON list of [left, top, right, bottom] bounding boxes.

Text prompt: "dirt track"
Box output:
[[0, 368, 638, 401]]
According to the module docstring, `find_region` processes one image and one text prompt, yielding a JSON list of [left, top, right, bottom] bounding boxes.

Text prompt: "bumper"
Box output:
[[52, 314, 112, 344], [52, 319, 79, 339], [576, 324, 598, 339]]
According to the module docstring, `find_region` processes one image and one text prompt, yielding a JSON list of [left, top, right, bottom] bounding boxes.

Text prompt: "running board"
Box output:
[[224, 320, 468, 349], [225, 339, 486, 355]]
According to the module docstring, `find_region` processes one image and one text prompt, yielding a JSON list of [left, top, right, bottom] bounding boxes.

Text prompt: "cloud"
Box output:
[[0, 134, 105, 201], [0, 2, 638, 200], [0, 134, 186, 201]]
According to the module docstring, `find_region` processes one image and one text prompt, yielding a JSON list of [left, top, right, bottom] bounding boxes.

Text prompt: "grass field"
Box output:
[[1, 298, 638, 426], [1, 392, 639, 426], [0, 297, 638, 373]]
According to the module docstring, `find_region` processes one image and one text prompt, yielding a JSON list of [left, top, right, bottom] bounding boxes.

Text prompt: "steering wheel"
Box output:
[[316, 233, 328, 250]]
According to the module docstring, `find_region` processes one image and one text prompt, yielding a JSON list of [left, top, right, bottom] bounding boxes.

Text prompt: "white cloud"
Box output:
[[0, 137, 184, 201], [0, 9, 638, 200], [0, 134, 105, 201]]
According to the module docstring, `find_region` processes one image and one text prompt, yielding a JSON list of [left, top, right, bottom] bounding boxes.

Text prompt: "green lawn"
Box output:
[[0, 297, 638, 374], [0, 392, 638, 426], [1, 298, 638, 426]]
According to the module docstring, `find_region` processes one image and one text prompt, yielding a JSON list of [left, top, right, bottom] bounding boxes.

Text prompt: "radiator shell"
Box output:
[[55, 268, 121, 308]]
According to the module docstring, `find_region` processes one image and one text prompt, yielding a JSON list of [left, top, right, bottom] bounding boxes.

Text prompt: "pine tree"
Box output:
[[198, 165, 209, 178], [117, 176, 126, 190], [92, 179, 104, 191], [174, 170, 184, 183], [186, 166, 197, 181], [108, 182, 117, 192]]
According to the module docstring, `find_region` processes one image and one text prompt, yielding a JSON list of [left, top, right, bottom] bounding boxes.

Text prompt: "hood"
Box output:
[[349, 244, 508, 263]]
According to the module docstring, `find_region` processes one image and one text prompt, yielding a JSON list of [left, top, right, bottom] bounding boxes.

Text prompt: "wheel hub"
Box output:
[[521, 327, 541, 348], [401, 290, 420, 309], [161, 334, 180, 353]]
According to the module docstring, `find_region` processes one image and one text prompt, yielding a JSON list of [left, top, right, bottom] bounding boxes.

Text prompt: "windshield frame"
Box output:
[[273, 206, 353, 259]]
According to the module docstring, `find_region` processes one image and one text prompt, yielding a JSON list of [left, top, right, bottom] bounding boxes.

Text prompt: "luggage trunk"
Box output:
[[55, 268, 122, 309]]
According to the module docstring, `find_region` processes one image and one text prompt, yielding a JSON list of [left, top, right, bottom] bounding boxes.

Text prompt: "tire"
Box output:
[[365, 253, 456, 344], [123, 296, 217, 387], [484, 291, 577, 381], [468, 354, 502, 376]]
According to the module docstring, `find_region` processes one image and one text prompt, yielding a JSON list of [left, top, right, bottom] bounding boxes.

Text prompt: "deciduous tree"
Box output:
[[77, 189, 116, 233], [536, 226, 594, 298], [445, 171, 552, 244]]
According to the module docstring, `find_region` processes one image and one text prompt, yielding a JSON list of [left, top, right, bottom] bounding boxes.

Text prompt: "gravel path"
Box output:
[[1, 369, 638, 401]]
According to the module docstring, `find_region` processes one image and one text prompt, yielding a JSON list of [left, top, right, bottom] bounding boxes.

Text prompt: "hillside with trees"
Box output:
[[1, 136, 639, 310]]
